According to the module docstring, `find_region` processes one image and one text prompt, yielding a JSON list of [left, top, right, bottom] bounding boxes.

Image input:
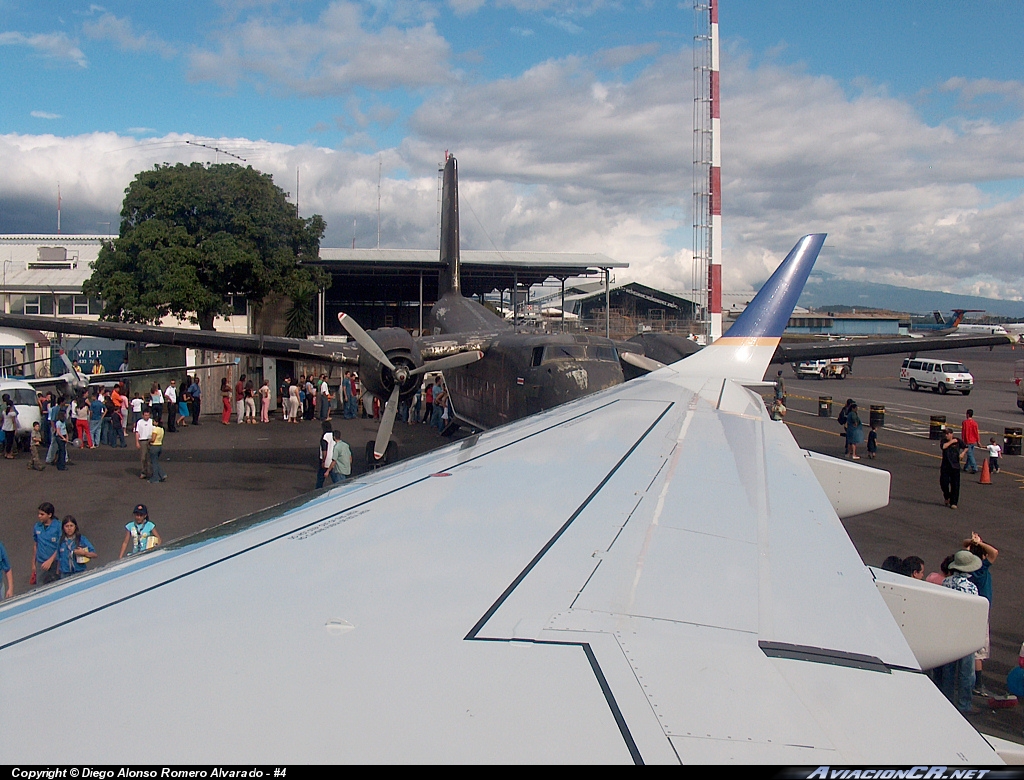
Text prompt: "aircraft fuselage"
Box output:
[[427, 292, 625, 429]]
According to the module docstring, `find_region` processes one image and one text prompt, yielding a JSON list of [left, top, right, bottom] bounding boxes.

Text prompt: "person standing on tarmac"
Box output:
[[961, 409, 980, 474], [940, 427, 964, 509]]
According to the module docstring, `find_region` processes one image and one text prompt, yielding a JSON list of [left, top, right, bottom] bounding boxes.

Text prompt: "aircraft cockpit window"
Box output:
[[593, 346, 618, 362], [531, 347, 544, 367], [543, 345, 586, 361], [5, 388, 38, 406]]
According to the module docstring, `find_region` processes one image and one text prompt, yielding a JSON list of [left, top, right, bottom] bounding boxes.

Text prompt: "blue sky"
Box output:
[[4, 1, 1024, 299]]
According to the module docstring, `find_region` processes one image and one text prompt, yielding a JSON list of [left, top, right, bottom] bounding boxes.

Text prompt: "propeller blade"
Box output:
[[338, 313, 395, 372], [374, 385, 401, 460], [58, 350, 88, 389], [619, 351, 666, 373], [411, 350, 484, 376]]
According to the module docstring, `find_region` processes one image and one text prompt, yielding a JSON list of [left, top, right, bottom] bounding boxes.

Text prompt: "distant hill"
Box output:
[[796, 272, 1024, 319]]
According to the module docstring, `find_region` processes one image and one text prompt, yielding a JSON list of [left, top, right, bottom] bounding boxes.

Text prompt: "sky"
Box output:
[[3, 1, 1024, 299]]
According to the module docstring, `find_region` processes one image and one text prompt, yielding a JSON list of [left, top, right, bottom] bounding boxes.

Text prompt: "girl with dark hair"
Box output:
[[56, 516, 96, 578], [220, 378, 232, 425], [2, 395, 18, 458]]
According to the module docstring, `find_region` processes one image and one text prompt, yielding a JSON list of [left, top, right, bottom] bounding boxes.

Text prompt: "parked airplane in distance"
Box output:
[[0, 231, 1010, 763]]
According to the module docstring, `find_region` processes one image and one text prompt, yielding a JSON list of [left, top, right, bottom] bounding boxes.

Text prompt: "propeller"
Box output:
[[57, 350, 90, 391], [338, 312, 484, 460]]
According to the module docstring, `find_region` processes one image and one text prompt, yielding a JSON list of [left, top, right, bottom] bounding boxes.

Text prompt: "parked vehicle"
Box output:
[[792, 357, 850, 380], [899, 358, 973, 395]]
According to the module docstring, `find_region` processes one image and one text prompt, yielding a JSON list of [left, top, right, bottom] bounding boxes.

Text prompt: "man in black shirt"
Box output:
[[940, 427, 964, 509]]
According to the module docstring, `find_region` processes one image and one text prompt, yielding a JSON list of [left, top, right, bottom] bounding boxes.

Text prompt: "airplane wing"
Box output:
[[0, 235, 1001, 763], [0, 313, 361, 365], [87, 362, 236, 383], [777, 332, 1012, 363]]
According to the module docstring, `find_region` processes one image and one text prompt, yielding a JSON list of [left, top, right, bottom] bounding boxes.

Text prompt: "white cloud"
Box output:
[[0, 31, 87, 67], [7, 44, 1024, 300], [187, 1, 452, 95], [30, 111, 62, 120], [82, 12, 178, 58]]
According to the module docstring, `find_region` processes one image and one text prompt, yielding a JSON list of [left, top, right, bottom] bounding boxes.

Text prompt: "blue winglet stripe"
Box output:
[[725, 234, 826, 339]]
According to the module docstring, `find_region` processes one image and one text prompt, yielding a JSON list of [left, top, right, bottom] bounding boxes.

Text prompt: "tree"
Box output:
[[84, 162, 329, 331]]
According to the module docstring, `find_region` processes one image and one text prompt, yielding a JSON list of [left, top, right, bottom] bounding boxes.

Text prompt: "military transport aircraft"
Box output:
[[0, 155, 1010, 462], [0, 232, 1011, 763]]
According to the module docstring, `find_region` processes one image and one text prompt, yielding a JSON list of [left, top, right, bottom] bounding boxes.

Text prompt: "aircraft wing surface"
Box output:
[[0, 235, 999, 763], [777, 333, 1012, 363], [0, 313, 360, 365]]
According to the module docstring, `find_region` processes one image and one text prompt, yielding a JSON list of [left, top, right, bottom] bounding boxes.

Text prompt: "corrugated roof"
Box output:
[[315, 247, 626, 269]]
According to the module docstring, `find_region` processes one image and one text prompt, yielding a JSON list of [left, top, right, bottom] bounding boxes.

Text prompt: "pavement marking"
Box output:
[[784, 418, 1024, 479]]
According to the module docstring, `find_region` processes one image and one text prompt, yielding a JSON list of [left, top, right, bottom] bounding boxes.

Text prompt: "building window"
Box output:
[[58, 295, 74, 315]]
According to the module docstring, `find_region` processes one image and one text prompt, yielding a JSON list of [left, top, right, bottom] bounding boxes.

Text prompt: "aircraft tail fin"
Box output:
[[437, 154, 461, 297], [675, 234, 826, 381]]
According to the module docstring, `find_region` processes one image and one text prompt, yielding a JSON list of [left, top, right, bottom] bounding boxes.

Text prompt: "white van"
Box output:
[[899, 358, 973, 395]]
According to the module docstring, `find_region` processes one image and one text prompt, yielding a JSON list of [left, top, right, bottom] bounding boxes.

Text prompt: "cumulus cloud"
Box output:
[[187, 1, 452, 95], [82, 12, 178, 58], [7, 43, 1024, 300], [0, 31, 87, 67]]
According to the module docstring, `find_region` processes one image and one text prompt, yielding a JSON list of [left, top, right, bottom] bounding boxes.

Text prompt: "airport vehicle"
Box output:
[[0, 232, 1007, 763], [899, 357, 974, 395], [792, 357, 850, 379]]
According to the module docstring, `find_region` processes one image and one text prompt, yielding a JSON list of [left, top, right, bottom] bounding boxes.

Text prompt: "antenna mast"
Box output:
[[693, 0, 722, 343]]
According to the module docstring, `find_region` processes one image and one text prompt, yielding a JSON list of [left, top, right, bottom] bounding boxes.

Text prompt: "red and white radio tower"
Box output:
[[692, 0, 722, 342]]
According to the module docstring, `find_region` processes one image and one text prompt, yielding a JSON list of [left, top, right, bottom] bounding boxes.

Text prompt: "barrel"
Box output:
[[929, 415, 946, 440], [1005, 427, 1023, 456], [818, 396, 832, 418], [869, 405, 885, 428]]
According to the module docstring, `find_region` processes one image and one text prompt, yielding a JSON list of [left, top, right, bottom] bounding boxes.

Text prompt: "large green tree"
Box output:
[[85, 162, 329, 331]]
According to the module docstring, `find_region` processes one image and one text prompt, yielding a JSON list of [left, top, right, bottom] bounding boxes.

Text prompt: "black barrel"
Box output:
[[870, 405, 885, 428], [1005, 427, 1023, 456], [818, 396, 832, 418], [929, 415, 946, 440]]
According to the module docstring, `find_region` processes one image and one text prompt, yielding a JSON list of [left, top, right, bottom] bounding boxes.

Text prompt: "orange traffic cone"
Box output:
[[979, 457, 992, 484]]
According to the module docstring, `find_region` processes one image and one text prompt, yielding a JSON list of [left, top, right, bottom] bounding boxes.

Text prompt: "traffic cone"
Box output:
[[979, 457, 992, 484]]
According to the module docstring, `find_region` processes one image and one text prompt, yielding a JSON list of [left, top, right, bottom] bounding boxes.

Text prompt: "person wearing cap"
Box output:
[[940, 427, 964, 509], [119, 505, 161, 558], [964, 533, 999, 697], [936, 550, 984, 713]]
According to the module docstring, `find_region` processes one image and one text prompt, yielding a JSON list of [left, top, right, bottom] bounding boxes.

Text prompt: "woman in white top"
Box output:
[[150, 383, 165, 426], [288, 383, 301, 423], [259, 380, 271, 423], [2, 397, 18, 458]]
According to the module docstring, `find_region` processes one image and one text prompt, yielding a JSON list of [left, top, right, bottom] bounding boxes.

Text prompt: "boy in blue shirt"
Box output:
[[32, 502, 61, 585]]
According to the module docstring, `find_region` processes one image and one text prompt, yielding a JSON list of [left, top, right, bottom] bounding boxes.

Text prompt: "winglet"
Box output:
[[675, 234, 826, 381]]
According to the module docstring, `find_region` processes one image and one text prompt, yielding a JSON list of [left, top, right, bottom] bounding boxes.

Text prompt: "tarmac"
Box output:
[[2, 343, 1024, 742]]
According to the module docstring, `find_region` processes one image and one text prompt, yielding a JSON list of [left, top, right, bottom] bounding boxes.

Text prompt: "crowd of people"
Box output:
[[0, 501, 159, 599], [880, 533, 1000, 714], [0, 375, 209, 479]]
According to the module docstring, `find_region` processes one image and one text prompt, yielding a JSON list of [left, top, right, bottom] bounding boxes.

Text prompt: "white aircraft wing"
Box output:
[[0, 235, 1001, 763]]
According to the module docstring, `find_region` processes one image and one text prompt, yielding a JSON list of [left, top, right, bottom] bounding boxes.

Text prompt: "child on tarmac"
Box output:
[[28, 421, 44, 471], [867, 423, 879, 459], [987, 438, 1002, 473]]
